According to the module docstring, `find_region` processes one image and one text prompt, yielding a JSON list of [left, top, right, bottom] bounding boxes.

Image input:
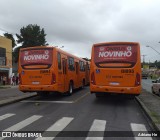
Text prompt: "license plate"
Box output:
[[109, 82, 119, 85], [32, 82, 40, 85]]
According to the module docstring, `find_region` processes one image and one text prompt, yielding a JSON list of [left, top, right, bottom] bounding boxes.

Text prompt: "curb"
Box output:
[[136, 97, 160, 131], [0, 93, 37, 107]]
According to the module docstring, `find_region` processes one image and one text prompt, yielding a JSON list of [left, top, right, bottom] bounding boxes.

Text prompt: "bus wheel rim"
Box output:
[[70, 84, 72, 93]]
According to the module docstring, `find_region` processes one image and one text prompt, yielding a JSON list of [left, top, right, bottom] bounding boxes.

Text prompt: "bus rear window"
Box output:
[[94, 44, 138, 68], [20, 48, 53, 69]]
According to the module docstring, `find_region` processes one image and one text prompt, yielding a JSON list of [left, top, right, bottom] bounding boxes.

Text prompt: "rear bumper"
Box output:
[[19, 84, 58, 92], [90, 85, 141, 95]]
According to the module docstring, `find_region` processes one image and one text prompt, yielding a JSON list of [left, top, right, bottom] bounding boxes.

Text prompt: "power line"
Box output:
[[0, 27, 16, 35]]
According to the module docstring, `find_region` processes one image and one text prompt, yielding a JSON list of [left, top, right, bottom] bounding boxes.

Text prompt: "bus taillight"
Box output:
[[51, 73, 56, 84], [135, 73, 140, 86], [91, 72, 96, 85]]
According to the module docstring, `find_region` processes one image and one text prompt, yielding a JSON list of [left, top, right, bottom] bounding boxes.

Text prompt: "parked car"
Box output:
[[152, 78, 160, 95], [142, 72, 148, 79]]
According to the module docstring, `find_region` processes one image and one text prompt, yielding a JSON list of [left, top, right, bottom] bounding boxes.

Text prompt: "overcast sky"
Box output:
[[0, 0, 160, 62]]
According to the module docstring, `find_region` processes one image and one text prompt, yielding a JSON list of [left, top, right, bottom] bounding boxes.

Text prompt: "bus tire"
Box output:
[[37, 91, 49, 97], [127, 95, 135, 99], [68, 82, 73, 95], [81, 80, 85, 89], [152, 87, 155, 94], [95, 93, 101, 98]]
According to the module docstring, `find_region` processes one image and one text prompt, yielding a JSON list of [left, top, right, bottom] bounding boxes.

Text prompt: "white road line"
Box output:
[[21, 100, 73, 104], [3, 115, 42, 131], [36, 117, 74, 140], [86, 119, 106, 140], [130, 123, 153, 140], [0, 113, 15, 121]]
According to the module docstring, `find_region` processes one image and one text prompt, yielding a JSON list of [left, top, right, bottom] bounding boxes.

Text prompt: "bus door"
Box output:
[[75, 62, 79, 87], [62, 58, 67, 92]]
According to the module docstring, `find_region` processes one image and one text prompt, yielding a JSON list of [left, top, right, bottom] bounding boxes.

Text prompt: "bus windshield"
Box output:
[[94, 44, 138, 68], [20, 48, 53, 69]]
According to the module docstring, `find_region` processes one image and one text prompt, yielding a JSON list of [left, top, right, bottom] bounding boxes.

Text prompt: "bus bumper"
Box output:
[[90, 85, 141, 95], [19, 85, 58, 92]]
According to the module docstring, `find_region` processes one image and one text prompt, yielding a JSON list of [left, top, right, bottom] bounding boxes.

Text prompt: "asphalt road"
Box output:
[[0, 86, 157, 140], [142, 79, 153, 93]]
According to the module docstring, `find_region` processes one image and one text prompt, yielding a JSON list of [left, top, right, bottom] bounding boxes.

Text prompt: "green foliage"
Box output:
[[154, 60, 160, 69], [14, 24, 48, 62], [16, 24, 48, 48], [141, 61, 160, 69]]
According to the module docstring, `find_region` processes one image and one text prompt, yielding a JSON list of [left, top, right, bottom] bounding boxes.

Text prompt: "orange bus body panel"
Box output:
[[90, 42, 141, 95], [18, 46, 88, 94]]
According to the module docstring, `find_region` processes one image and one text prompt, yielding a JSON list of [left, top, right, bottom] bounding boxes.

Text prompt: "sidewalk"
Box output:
[[136, 88, 160, 131], [0, 85, 37, 106]]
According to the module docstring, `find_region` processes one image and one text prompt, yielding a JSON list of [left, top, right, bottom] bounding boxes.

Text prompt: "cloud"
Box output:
[[0, 0, 160, 62]]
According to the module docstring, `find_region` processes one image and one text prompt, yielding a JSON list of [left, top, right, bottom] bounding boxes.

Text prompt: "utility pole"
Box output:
[[141, 55, 147, 63]]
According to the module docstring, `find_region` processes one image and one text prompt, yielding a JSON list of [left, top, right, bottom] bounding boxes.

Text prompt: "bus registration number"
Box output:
[[32, 82, 40, 85], [109, 82, 119, 85]]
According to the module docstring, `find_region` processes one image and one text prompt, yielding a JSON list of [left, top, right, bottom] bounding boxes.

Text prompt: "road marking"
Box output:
[[130, 123, 153, 140], [20, 92, 89, 104], [73, 92, 89, 103], [3, 115, 42, 131], [21, 100, 73, 104], [36, 117, 74, 140], [86, 119, 106, 140], [0, 113, 15, 121]]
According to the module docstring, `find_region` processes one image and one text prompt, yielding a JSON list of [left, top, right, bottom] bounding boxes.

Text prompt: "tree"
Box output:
[[16, 24, 48, 48], [14, 24, 48, 62]]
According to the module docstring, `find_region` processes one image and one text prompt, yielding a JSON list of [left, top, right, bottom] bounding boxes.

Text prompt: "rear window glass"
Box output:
[[20, 48, 53, 69], [94, 44, 138, 68]]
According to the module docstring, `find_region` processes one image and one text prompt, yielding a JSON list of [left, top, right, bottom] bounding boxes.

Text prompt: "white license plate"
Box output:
[[109, 82, 119, 85], [32, 82, 40, 85]]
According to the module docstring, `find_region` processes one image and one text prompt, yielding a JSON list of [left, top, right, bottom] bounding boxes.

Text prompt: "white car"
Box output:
[[152, 78, 160, 95]]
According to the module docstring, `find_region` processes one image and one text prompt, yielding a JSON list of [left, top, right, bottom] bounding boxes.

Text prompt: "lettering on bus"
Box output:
[[29, 76, 42, 78], [98, 46, 132, 58], [94, 45, 137, 64], [121, 69, 134, 73], [112, 76, 123, 78], [20, 49, 53, 65], [40, 70, 50, 74], [24, 54, 49, 61]]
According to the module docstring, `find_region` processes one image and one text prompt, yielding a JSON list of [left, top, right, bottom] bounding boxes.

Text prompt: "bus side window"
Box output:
[[75, 62, 79, 74], [79, 61, 85, 72], [57, 52, 61, 70], [68, 57, 75, 71]]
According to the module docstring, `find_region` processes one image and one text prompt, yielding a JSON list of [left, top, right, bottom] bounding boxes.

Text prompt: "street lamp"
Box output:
[[146, 45, 160, 55]]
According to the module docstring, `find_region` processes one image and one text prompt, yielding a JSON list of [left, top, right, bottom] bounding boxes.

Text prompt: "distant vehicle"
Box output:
[[90, 42, 141, 98], [152, 78, 160, 95], [142, 72, 148, 79], [18, 46, 90, 96]]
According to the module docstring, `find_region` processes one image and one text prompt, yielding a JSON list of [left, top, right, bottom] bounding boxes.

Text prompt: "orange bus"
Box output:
[[18, 46, 88, 96], [90, 42, 141, 98], [85, 60, 90, 85]]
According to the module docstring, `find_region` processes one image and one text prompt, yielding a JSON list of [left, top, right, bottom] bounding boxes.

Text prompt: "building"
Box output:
[[0, 36, 12, 85]]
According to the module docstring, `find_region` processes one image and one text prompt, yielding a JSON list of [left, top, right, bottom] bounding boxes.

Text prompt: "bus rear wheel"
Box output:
[[95, 93, 102, 98], [68, 82, 73, 96], [81, 80, 85, 89], [37, 91, 49, 97], [152, 87, 155, 94]]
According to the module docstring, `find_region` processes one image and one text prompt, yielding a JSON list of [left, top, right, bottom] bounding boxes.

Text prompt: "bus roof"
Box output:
[[93, 42, 140, 46]]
